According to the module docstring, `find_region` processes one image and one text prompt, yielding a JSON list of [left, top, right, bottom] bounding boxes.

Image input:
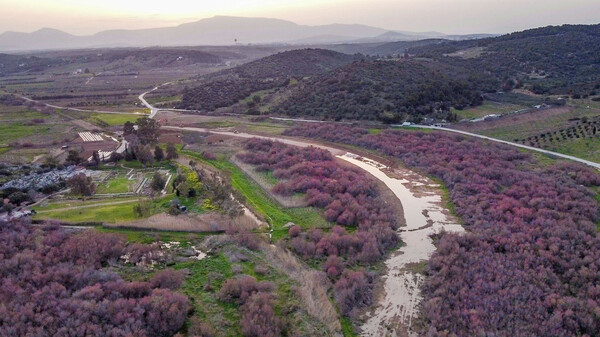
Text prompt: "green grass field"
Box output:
[[0, 109, 48, 122], [182, 150, 330, 239], [87, 113, 143, 126], [174, 253, 240, 335], [96, 175, 134, 194], [0, 123, 52, 145], [96, 226, 201, 244], [32, 194, 173, 224], [33, 197, 140, 211], [118, 159, 176, 170], [172, 243, 322, 336], [548, 137, 600, 163], [33, 200, 140, 223]]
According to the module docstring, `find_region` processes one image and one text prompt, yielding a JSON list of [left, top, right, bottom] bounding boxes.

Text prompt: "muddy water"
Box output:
[[337, 153, 464, 337]]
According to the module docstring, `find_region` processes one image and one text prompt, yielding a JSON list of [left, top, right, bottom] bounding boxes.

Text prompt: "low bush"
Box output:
[[0, 222, 189, 337]]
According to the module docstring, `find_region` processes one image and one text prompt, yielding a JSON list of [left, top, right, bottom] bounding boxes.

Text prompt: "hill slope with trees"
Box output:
[[408, 24, 600, 96], [269, 24, 600, 122], [271, 59, 498, 123], [177, 48, 361, 111]]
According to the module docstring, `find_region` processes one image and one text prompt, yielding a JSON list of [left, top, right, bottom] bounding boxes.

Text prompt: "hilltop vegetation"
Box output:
[[409, 24, 600, 96], [272, 25, 600, 123], [272, 59, 497, 122], [178, 49, 361, 111]]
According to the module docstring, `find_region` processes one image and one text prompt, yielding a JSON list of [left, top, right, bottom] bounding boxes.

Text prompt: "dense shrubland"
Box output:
[[181, 77, 284, 111], [0, 94, 26, 106], [236, 138, 397, 317], [285, 124, 600, 336], [0, 221, 189, 337], [178, 49, 359, 111], [217, 275, 282, 336], [271, 59, 497, 123]]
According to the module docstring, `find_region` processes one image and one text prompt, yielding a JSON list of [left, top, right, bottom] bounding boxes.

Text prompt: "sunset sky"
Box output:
[[1, 0, 599, 35]]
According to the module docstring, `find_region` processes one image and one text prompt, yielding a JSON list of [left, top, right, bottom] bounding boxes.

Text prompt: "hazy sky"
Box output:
[[1, 0, 599, 35]]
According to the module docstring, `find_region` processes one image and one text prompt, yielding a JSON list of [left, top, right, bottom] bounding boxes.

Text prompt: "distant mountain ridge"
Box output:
[[0, 16, 493, 52]]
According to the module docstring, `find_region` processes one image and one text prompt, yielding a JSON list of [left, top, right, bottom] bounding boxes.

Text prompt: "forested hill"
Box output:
[[408, 24, 600, 96], [271, 59, 497, 123], [178, 48, 361, 111]]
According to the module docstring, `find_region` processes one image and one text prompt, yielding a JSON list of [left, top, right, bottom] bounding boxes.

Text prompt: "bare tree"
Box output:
[[136, 145, 154, 166], [154, 146, 165, 162], [166, 143, 178, 160]]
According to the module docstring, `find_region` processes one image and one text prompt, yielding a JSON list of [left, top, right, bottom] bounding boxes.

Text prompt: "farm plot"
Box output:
[[454, 105, 600, 161], [32, 198, 142, 224], [452, 100, 527, 120]]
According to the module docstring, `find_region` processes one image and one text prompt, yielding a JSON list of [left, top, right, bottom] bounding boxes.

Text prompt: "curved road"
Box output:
[[139, 87, 160, 119], [139, 81, 175, 119]]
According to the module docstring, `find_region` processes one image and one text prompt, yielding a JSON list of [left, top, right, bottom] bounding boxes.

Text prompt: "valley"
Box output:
[[1, 18, 600, 337]]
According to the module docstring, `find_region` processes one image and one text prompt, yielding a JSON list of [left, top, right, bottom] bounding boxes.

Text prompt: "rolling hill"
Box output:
[[271, 59, 497, 123], [269, 24, 600, 123], [178, 48, 361, 111], [0, 53, 62, 76], [409, 24, 600, 96]]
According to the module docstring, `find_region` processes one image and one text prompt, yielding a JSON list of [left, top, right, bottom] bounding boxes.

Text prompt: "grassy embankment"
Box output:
[[171, 242, 326, 336], [182, 150, 329, 240]]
